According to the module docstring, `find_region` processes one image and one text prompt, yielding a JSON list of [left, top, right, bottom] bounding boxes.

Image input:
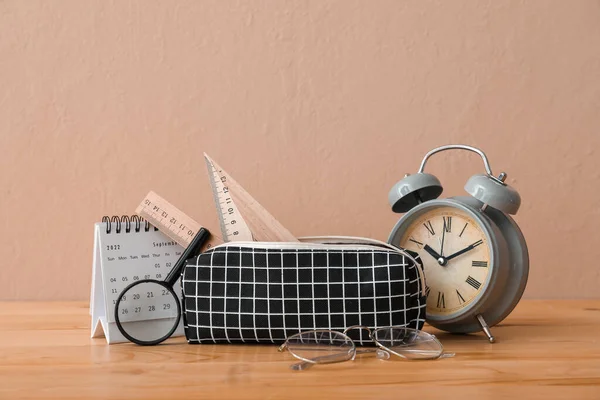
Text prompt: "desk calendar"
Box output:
[[90, 216, 186, 344]]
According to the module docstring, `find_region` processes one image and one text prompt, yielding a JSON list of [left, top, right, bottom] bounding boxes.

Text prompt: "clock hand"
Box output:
[[440, 225, 446, 257], [445, 240, 484, 261], [424, 244, 447, 266], [423, 244, 442, 260]]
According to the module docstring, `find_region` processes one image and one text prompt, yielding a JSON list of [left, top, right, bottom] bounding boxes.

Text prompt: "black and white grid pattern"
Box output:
[[181, 245, 426, 345]]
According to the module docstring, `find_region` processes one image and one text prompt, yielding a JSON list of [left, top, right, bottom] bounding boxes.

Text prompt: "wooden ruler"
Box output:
[[135, 154, 297, 252], [204, 154, 254, 242], [203, 153, 297, 243], [135, 191, 222, 250]]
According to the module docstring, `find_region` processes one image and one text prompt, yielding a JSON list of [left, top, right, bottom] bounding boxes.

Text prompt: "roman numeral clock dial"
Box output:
[[387, 144, 529, 343], [398, 207, 491, 317]]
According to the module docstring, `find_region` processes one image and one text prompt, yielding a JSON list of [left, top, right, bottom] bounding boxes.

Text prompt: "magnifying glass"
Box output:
[[114, 228, 210, 345]]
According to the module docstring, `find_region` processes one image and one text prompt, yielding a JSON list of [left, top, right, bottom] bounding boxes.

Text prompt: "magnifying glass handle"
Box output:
[[164, 228, 211, 286]]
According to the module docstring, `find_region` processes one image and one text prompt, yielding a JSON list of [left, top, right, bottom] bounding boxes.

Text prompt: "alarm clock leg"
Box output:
[[476, 314, 495, 343]]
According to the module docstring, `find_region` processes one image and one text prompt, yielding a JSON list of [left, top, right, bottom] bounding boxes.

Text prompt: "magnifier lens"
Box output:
[[115, 280, 181, 345]]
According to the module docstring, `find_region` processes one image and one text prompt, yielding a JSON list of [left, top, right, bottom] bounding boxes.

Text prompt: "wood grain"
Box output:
[[1, 301, 599, 399]]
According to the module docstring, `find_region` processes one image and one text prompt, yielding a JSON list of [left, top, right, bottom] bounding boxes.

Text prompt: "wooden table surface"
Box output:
[[1, 300, 599, 399]]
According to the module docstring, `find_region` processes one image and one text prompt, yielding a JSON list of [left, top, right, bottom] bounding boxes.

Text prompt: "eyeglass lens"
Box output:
[[285, 331, 355, 365], [372, 327, 443, 360]]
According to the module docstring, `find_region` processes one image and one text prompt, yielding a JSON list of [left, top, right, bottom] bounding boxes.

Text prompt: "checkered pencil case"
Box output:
[[180, 236, 426, 345]]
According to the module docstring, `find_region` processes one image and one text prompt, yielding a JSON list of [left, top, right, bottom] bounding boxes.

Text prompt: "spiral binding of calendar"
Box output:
[[101, 215, 159, 234]]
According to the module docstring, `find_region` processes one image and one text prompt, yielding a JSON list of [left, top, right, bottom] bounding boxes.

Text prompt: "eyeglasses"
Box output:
[[278, 325, 454, 371]]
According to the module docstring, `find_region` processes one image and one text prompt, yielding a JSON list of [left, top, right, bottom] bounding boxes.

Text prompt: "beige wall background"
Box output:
[[1, 0, 599, 300]]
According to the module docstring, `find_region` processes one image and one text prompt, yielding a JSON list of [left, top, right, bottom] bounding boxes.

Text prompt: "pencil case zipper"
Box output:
[[204, 236, 426, 296]]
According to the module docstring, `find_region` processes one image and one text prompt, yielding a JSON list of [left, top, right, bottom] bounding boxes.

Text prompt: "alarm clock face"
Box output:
[[393, 204, 493, 319]]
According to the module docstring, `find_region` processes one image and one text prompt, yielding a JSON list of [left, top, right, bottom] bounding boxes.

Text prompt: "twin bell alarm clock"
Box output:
[[387, 145, 529, 342]]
